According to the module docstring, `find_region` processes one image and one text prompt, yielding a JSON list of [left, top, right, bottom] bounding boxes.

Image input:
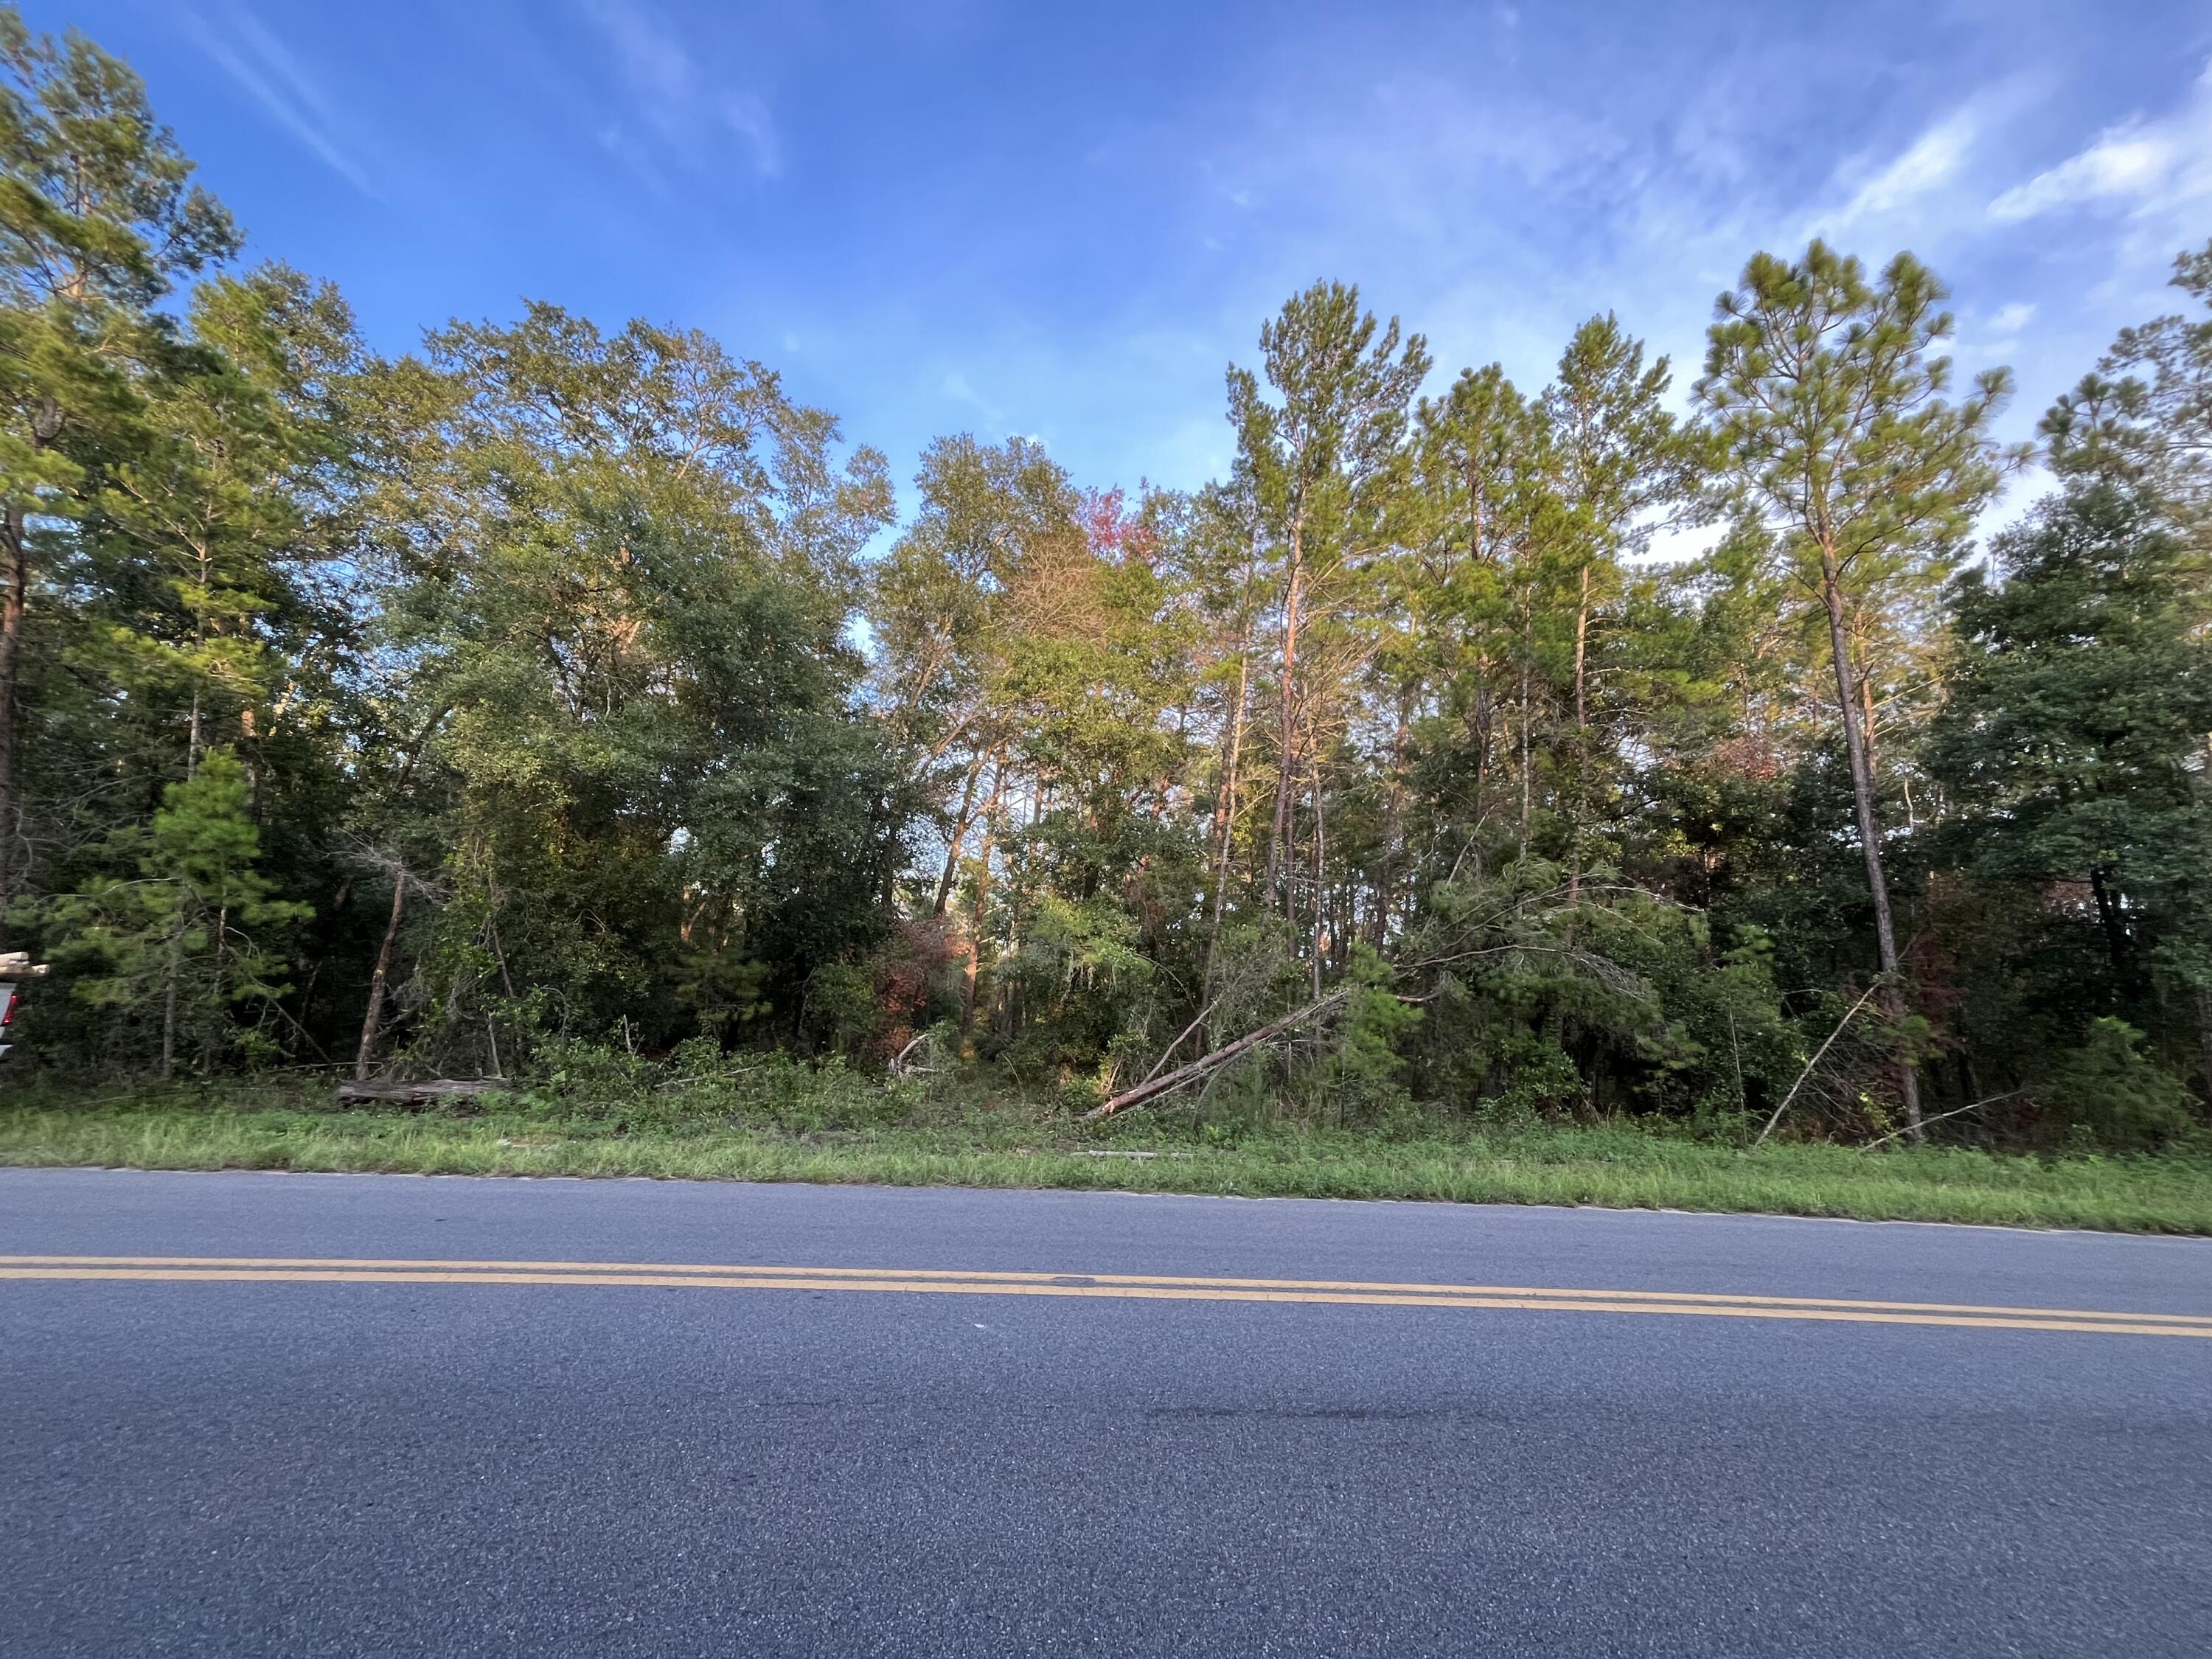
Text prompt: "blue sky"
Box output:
[[41, 1, 2212, 529]]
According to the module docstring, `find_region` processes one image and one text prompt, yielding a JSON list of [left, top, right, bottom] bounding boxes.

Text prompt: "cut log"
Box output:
[[338, 1078, 504, 1107], [1082, 989, 1348, 1119]]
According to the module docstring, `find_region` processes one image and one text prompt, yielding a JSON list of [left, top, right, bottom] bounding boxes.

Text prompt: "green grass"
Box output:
[[4, 1074, 2210, 1234]]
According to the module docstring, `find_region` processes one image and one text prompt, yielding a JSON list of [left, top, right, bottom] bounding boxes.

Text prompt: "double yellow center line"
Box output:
[[3, 1255, 2209, 1338]]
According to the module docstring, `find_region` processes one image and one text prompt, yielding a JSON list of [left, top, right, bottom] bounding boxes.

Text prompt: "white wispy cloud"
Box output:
[[721, 93, 782, 178], [1834, 109, 1978, 223], [940, 370, 1003, 427], [579, 0, 781, 180], [184, 8, 377, 198], [584, 0, 690, 112], [1989, 59, 2212, 223], [1989, 301, 2036, 333]]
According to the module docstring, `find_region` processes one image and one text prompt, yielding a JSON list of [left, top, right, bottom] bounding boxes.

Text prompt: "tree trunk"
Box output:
[[0, 501, 26, 948], [209, 901, 229, 1074], [185, 543, 210, 779], [1466, 677, 1494, 879], [2087, 866, 2133, 998], [160, 906, 185, 1081], [1266, 526, 1307, 911], [355, 874, 408, 1081], [959, 764, 1006, 1042], [1310, 769, 1326, 998], [1818, 552, 1922, 1141], [1517, 650, 1532, 862], [347, 706, 450, 1079], [1374, 697, 1411, 947], [1851, 607, 1882, 776], [2198, 989, 2212, 1105], [1203, 641, 1253, 991], [1569, 564, 1591, 902], [931, 748, 990, 918]]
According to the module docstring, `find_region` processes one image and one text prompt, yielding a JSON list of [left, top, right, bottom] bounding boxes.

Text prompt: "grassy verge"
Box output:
[[4, 1083, 2210, 1234]]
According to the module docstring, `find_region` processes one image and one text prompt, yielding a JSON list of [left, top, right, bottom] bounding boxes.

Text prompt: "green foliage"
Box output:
[[1475, 1035, 1584, 1124], [2042, 239, 2212, 523], [0, 11, 237, 309], [1299, 944, 1420, 1120], [1697, 243, 2018, 582], [1930, 481, 2212, 1034], [2042, 1020, 2197, 1151], [32, 751, 308, 1070]]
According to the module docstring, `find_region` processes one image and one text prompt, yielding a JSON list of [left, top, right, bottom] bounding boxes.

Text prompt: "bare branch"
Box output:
[[1857, 1091, 2020, 1152], [1753, 981, 1881, 1148]]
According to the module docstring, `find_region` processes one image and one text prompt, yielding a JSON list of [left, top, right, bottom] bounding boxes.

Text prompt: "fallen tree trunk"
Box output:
[[1083, 988, 1347, 1119], [338, 1078, 504, 1107]]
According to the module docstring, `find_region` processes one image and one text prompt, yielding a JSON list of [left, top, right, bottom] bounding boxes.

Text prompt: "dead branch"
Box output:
[[654, 1063, 767, 1092], [1753, 981, 1881, 1148], [1857, 1091, 2021, 1152]]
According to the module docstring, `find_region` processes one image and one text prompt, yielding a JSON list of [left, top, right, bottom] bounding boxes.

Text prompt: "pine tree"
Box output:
[[1698, 243, 2022, 1138], [40, 750, 307, 1072], [1228, 282, 1428, 957], [0, 7, 240, 929]]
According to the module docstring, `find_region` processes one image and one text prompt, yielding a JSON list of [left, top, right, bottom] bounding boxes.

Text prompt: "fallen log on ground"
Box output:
[[337, 1078, 505, 1107], [1082, 988, 1349, 1119]]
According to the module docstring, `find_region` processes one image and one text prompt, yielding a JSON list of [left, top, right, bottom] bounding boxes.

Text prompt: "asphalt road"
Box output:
[[3, 1169, 2209, 1657]]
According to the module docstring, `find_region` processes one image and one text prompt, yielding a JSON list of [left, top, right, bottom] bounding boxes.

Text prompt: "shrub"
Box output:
[[2040, 1019, 2197, 1150]]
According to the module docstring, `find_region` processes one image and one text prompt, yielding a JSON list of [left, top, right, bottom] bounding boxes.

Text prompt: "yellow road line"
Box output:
[[8, 1254, 2212, 1326], [1, 1256, 2208, 1337]]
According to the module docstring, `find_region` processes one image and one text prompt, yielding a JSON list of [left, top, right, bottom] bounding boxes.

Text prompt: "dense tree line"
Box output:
[[2, 12, 2207, 1147]]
